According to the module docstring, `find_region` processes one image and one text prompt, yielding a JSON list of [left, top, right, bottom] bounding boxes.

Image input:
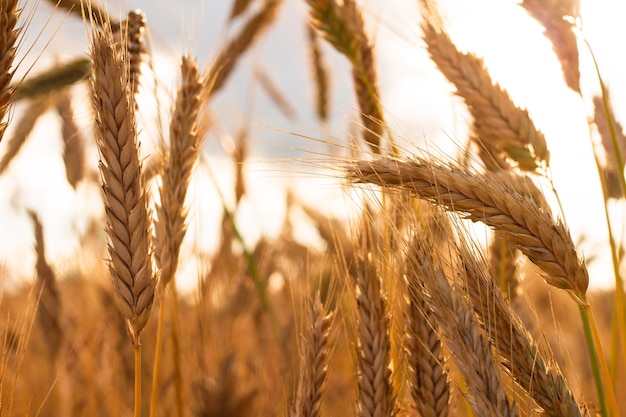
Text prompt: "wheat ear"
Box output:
[[520, 0, 580, 93], [593, 93, 626, 200], [306, 0, 384, 153], [207, 0, 282, 96], [405, 237, 517, 417], [13, 58, 91, 102], [307, 23, 330, 123], [55, 90, 86, 189], [0, 0, 20, 142], [457, 240, 584, 417], [421, 17, 549, 172], [291, 293, 334, 417], [0, 95, 53, 174], [155, 55, 204, 288], [90, 22, 156, 345], [404, 272, 450, 417], [489, 230, 520, 300], [29, 211, 63, 360], [354, 228, 397, 417], [349, 157, 589, 304]]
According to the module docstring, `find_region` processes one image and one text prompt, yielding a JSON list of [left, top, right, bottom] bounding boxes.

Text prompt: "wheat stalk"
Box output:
[[421, 17, 549, 172], [89, 22, 156, 345], [0, 0, 21, 142], [349, 157, 589, 304]]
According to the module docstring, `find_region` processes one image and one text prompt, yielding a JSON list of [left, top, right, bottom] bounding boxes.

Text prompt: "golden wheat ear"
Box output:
[[0, 0, 21, 142], [405, 235, 517, 417], [456, 239, 585, 416], [291, 293, 334, 417], [306, 0, 384, 154], [520, 0, 580, 93], [155, 55, 205, 289], [352, 218, 397, 417], [420, 11, 549, 172], [89, 21, 156, 345], [349, 157, 589, 304]]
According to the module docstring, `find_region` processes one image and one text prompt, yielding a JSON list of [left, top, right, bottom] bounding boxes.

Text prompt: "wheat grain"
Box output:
[[349, 157, 589, 304], [90, 22, 156, 344]]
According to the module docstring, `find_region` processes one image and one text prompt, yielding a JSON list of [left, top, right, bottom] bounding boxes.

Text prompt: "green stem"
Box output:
[[579, 303, 619, 417]]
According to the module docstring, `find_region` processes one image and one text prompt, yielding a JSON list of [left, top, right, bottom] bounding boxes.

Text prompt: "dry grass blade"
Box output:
[[156, 55, 204, 288], [405, 237, 517, 417], [0, 0, 21, 142], [349, 157, 589, 304], [520, 0, 580, 93], [29, 210, 63, 360], [421, 18, 549, 172], [0, 95, 53, 174], [404, 268, 450, 417], [55, 89, 86, 188], [207, 0, 282, 96], [90, 23, 156, 344], [457, 240, 583, 417], [354, 228, 397, 417], [13, 58, 91, 102], [593, 94, 626, 200], [307, 23, 330, 122], [291, 293, 334, 417]]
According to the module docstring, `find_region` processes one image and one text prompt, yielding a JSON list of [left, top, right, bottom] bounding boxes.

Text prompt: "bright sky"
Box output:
[[1, 0, 625, 291]]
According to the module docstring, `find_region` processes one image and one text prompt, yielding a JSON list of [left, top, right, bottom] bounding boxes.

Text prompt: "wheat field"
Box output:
[[0, 0, 625, 416]]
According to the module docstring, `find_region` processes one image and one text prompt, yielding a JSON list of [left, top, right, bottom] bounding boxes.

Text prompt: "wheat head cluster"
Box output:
[[0, 0, 624, 416]]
